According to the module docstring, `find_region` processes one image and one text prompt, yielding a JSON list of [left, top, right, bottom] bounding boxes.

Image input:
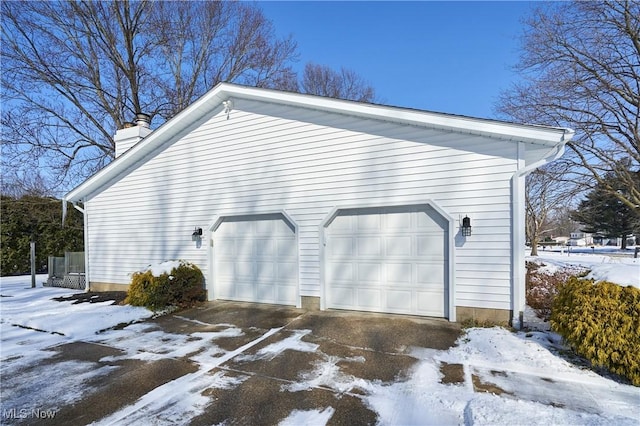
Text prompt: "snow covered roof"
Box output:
[[64, 82, 574, 204]]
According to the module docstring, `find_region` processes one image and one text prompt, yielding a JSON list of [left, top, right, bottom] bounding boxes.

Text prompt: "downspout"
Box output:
[[511, 129, 573, 330], [72, 202, 85, 214]]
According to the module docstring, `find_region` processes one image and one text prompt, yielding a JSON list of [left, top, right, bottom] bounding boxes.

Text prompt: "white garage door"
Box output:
[[325, 205, 448, 317], [214, 214, 297, 305]]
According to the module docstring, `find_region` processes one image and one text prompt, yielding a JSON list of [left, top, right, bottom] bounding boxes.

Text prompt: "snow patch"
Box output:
[[135, 260, 184, 277], [236, 329, 319, 362], [278, 407, 335, 426]]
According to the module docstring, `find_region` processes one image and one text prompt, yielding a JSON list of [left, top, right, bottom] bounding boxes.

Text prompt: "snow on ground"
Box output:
[[2, 252, 640, 425], [528, 246, 640, 288]]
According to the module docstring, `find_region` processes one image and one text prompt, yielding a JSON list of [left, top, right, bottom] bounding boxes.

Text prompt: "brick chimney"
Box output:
[[114, 113, 152, 158]]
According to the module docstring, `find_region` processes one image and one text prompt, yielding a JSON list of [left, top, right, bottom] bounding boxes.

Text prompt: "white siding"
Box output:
[[85, 98, 518, 311]]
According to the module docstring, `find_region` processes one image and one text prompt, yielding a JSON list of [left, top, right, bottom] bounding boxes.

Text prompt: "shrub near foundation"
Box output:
[[125, 261, 205, 311], [550, 277, 640, 386]]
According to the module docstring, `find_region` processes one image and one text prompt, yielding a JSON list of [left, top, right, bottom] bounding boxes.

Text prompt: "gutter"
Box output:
[[517, 128, 574, 177]]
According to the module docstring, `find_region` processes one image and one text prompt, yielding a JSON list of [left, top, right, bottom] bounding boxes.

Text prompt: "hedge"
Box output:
[[550, 276, 640, 386], [125, 260, 206, 311]]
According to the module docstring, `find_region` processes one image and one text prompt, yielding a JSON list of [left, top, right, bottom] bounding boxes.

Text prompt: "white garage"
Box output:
[[65, 83, 573, 326], [213, 213, 298, 305], [324, 205, 449, 317]]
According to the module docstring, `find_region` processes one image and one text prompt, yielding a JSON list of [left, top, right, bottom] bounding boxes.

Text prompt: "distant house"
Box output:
[[63, 83, 573, 327], [568, 231, 593, 246], [553, 236, 570, 245]]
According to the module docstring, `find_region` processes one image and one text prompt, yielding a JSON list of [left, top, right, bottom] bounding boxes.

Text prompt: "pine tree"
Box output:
[[571, 170, 640, 249]]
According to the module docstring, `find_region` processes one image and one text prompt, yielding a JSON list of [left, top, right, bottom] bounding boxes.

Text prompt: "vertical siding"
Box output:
[[86, 99, 518, 310]]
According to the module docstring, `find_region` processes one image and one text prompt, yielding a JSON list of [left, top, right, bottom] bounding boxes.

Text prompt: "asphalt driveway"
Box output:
[[27, 301, 462, 425]]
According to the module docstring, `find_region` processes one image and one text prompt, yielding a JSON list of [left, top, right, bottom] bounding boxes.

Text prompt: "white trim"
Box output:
[[82, 207, 90, 292], [319, 200, 455, 322], [207, 209, 300, 308]]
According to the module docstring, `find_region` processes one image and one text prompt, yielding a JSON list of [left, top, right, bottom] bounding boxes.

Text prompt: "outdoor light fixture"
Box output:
[[461, 216, 472, 237], [222, 99, 233, 120], [191, 227, 203, 238]]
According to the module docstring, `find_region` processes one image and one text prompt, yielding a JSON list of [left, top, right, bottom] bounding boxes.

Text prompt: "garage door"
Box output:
[[325, 205, 448, 317], [214, 214, 297, 305]]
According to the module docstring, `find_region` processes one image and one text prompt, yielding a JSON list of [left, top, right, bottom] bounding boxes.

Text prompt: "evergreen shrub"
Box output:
[[125, 261, 205, 311], [550, 277, 640, 386]]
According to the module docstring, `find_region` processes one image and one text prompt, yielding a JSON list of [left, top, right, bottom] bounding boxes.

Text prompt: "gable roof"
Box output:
[[65, 82, 574, 204]]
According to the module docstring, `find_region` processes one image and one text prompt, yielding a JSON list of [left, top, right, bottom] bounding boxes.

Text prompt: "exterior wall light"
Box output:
[[461, 216, 472, 237], [191, 227, 203, 241]]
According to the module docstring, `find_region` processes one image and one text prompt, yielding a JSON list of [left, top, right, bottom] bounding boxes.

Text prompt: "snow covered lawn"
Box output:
[[529, 245, 640, 288], [1, 251, 639, 425]]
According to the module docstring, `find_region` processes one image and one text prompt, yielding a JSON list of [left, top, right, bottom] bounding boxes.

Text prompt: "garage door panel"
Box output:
[[417, 291, 445, 316], [417, 236, 446, 258], [254, 262, 275, 280], [216, 238, 237, 256], [236, 284, 254, 299], [385, 212, 413, 229], [326, 205, 448, 317], [386, 290, 412, 310], [277, 240, 296, 257], [234, 261, 254, 280], [386, 263, 412, 284], [356, 288, 381, 308], [217, 259, 235, 275], [235, 239, 254, 256], [277, 285, 298, 302], [417, 263, 445, 283], [330, 287, 355, 307], [357, 213, 381, 230], [385, 236, 412, 256], [328, 237, 354, 256], [329, 215, 353, 231], [214, 214, 297, 305], [217, 280, 234, 298], [328, 262, 354, 282], [257, 284, 276, 300], [277, 262, 297, 280], [358, 263, 381, 284], [358, 237, 382, 256], [254, 238, 276, 254]]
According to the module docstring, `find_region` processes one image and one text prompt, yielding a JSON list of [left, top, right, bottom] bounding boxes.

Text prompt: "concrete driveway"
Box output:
[[34, 301, 462, 425]]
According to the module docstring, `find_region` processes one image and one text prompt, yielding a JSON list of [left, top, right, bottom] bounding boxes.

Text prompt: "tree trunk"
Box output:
[[621, 235, 627, 250], [530, 237, 539, 256]]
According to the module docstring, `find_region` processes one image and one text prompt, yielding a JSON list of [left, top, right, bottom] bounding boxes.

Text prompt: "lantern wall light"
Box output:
[[191, 227, 203, 240], [461, 216, 472, 237]]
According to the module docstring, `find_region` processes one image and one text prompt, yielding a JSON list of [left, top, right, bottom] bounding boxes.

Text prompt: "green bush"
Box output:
[[550, 277, 640, 386], [125, 261, 206, 311]]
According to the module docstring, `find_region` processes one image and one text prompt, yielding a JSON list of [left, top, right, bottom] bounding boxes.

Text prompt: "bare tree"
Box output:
[[301, 63, 377, 102], [526, 164, 580, 255], [498, 1, 640, 211], [1, 0, 297, 190], [0, 168, 54, 198]]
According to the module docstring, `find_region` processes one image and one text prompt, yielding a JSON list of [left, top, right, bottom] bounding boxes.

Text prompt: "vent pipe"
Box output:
[[135, 113, 151, 128]]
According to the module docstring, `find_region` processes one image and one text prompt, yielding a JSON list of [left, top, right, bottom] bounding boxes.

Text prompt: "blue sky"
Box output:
[[259, 1, 538, 119]]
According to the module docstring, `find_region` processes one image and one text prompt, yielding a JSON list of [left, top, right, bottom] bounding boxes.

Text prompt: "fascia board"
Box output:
[[220, 83, 573, 145]]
